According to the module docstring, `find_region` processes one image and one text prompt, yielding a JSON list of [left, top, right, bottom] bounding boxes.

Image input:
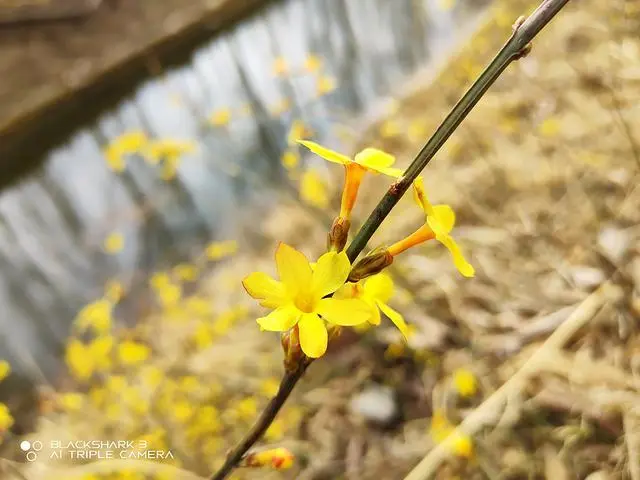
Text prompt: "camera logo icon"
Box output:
[[20, 440, 42, 462]]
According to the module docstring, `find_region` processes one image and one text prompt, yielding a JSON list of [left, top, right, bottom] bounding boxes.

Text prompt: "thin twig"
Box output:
[[346, 0, 571, 263], [210, 361, 310, 480], [209, 1, 572, 478], [402, 284, 610, 480]]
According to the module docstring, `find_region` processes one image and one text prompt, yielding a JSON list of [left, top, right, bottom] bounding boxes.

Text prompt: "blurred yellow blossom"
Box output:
[[260, 378, 280, 397], [173, 400, 194, 423], [430, 410, 474, 458], [105, 279, 124, 303], [209, 108, 232, 127], [75, 299, 112, 334], [316, 75, 337, 95], [65, 339, 94, 381], [242, 243, 371, 357], [287, 120, 311, 146], [281, 150, 299, 170], [206, 240, 238, 260], [0, 403, 13, 431], [142, 366, 164, 389], [104, 232, 124, 254], [335, 273, 410, 339], [157, 282, 182, 310], [272, 57, 289, 77], [103, 131, 148, 172], [118, 340, 151, 366], [194, 322, 214, 349], [453, 368, 477, 397], [59, 393, 84, 411], [244, 447, 294, 470], [538, 117, 562, 137], [145, 139, 196, 164], [0, 361, 10, 382], [300, 170, 329, 209], [173, 263, 199, 282], [303, 54, 322, 73], [89, 335, 114, 371]]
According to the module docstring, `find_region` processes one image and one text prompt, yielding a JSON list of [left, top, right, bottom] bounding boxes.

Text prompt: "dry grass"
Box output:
[[3, 0, 640, 479]]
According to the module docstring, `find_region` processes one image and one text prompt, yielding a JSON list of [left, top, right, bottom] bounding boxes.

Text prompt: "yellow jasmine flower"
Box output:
[[303, 54, 322, 73], [144, 139, 196, 164], [118, 340, 151, 366], [287, 119, 311, 146], [0, 360, 10, 382], [260, 377, 280, 397], [452, 368, 477, 397], [59, 392, 84, 411], [173, 400, 194, 422], [244, 447, 294, 470], [89, 335, 114, 371], [265, 417, 285, 441], [272, 57, 289, 77], [75, 299, 112, 334], [316, 75, 337, 96], [388, 177, 474, 277], [157, 282, 182, 310], [281, 150, 299, 170], [206, 240, 238, 260], [300, 170, 329, 209], [65, 339, 95, 381], [103, 232, 124, 254], [298, 140, 401, 220], [334, 273, 410, 339], [0, 403, 13, 431], [430, 410, 473, 458], [103, 131, 148, 172], [209, 108, 232, 127], [538, 117, 562, 137], [242, 243, 372, 358]]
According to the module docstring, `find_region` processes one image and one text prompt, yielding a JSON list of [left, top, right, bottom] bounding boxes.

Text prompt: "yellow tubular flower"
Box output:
[[242, 243, 372, 358], [334, 273, 410, 339], [394, 176, 475, 278], [297, 140, 402, 220]]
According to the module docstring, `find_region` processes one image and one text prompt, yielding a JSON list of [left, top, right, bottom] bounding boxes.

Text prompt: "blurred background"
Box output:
[[0, 0, 638, 479]]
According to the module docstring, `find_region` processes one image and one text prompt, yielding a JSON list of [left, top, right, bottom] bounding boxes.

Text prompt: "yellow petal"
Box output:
[[311, 251, 351, 298], [377, 300, 410, 340], [354, 148, 395, 169], [316, 298, 371, 326], [413, 177, 437, 217], [376, 166, 404, 178], [363, 273, 394, 303], [433, 205, 456, 234], [367, 298, 381, 325], [242, 272, 287, 307], [256, 306, 299, 332], [275, 243, 313, 296], [297, 140, 351, 165], [436, 234, 475, 278], [298, 313, 328, 358]]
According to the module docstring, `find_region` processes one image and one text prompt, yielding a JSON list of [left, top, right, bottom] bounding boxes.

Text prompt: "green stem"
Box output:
[[346, 0, 571, 263]]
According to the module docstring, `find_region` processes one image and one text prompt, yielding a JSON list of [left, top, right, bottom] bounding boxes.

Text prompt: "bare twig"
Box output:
[[209, 1, 572, 478], [402, 283, 610, 480]]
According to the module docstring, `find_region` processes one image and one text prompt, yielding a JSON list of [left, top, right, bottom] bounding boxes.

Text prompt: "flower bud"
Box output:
[[242, 447, 294, 470], [281, 327, 304, 373], [327, 216, 351, 252], [348, 247, 393, 282]]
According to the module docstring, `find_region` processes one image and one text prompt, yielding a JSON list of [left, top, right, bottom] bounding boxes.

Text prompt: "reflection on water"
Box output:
[[0, 0, 489, 378]]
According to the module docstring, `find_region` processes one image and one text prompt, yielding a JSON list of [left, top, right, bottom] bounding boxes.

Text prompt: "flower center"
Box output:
[[294, 292, 316, 313]]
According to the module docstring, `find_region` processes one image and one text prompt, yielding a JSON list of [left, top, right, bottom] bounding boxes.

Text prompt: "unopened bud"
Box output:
[[348, 247, 393, 282], [281, 327, 304, 373], [327, 217, 351, 252], [242, 447, 294, 470]]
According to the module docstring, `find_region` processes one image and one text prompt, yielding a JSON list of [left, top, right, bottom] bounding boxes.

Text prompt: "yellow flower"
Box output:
[[260, 378, 280, 397], [452, 368, 477, 397], [89, 335, 114, 371], [0, 360, 10, 382], [272, 57, 289, 77], [118, 340, 151, 366], [103, 131, 148, 172], [334, 273, 410, 339], [281, 150, 299, 170], [157, 282, 182, 310], [0, 403, 13, 431], [430, 410, 474, 458], [105, 280, 124, 303], [300, 170, 329, 209], [59, 393, 84, 411], [245, 447, 294, 470], [242, 243, 372, 357], [104, 232, 124, 254], [298, 140, 401, 220], [538, 117, 562, 137], [287, 120, 311, 146], [389, 176, 474, 277], [173, 263, 199, 282], [316, 75, 337, 95], [173, 400, 194, 423], [75, 299, 112, 334], [206, 240, 238, 260], [65, 339, 95, 381], [209, 108, 232, 127], [142, 366, 164, 389], [303, 54, 322, 73], [144, 139, 196, 163]]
